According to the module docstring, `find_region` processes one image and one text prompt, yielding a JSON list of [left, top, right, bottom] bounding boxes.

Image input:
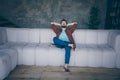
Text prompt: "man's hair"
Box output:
[[60, 19, 67, 24]]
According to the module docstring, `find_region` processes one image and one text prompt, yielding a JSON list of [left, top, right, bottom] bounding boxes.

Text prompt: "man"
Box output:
[[51, 19, 77, 72]]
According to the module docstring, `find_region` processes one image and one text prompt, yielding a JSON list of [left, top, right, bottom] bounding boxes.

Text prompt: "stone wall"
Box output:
[[0, 0, 107, 29]]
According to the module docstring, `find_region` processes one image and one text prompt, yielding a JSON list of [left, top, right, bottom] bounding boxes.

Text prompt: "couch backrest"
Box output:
[[74, 30, 109, 45], [6, 28, 111, 45], [6, 28, 56, 44], [39, 29, 56, 43], [0, 27, 7, 44], [107, 30, 120, 48], [6, 28, 40, 43], [0, 28, 2, 44]]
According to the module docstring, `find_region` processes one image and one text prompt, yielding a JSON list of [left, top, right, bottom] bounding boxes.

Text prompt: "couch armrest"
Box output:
[[108, 30, 120, 53], [0, 27, 7, 45], [114, 35, 120, 53]]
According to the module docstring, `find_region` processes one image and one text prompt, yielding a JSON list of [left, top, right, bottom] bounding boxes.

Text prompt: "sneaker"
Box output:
[[63, 67, 70, 72]]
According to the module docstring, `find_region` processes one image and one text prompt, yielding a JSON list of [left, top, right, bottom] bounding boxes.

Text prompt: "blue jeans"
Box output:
[[53, 37, 71, 64]]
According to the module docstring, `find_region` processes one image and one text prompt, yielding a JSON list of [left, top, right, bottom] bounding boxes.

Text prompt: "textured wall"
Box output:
[[0, 0, 107, 29]]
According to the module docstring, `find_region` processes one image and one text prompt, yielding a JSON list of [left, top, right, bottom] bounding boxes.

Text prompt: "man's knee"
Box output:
[[53, 37, 58, 43]]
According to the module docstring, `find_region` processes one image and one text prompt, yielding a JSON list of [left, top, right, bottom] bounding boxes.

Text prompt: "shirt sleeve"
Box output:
[[51, 24, 61, 36], [68, 24, 77, 33]]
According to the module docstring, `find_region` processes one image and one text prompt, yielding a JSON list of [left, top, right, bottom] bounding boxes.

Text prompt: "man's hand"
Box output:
[[51, 22, 61, 26]]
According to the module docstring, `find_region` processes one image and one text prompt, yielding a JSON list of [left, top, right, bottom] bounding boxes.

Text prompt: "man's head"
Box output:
[[60, 19, 67, 28]]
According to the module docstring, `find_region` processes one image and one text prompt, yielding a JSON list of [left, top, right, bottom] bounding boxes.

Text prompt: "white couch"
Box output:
[[0, 27, 120, 80]]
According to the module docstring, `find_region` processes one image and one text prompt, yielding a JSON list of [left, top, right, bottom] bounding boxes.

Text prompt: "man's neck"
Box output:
[[62, 28, 66, 30]]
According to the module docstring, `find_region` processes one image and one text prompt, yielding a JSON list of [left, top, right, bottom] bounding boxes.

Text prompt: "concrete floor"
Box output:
[[4, 65, 120, 80]]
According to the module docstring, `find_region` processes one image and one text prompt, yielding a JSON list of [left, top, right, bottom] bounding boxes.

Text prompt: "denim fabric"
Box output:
[[53, 37, 71, 64]]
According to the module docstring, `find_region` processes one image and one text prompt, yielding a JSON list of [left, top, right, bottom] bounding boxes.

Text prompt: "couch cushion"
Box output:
[[16, 29, 29, 43], [87, 45, 103, 67], [39, 29, 56, 43], [7, 28, 29, 43], [0, 48, 18, 70], [7, 42, 27, 65], [74, 30, 86, 44], [97, 30, 109, 45], [86, 30, 98, 44], [98, 45, 116, 68], [49, 44, 65, 66], [7, 28, 17, 42], [35, 43, 76, 66], [35, 43, 50, 66], [0, 27, 7, 45], [0, 52, 11, 80], [7, 28, 40, 43], [74, 30, 109, 45], [22, 44, 38, 65], [74, 44, 89, 67], [116, 53, 120, 68], [74, 44, 116, 67], [28, 29, 40, 43]]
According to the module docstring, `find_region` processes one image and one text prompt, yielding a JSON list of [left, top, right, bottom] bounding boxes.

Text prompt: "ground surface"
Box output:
[[4, 65, 120, 80]]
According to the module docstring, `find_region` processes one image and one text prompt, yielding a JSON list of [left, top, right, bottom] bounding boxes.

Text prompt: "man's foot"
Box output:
[[68, 44, 74, 49], [68, 44, 76, 50], [63, 66, 70, 72]]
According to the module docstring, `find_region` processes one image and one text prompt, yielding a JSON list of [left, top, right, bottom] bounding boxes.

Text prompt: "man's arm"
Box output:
[[51, 22, 61, 26], [51, 22, 61, 36], [67, 22, 77, 26], [67, 22, 78, 33]]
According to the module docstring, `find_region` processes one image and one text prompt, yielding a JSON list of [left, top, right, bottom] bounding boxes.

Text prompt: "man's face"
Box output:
[[61, 21, 67, 27]]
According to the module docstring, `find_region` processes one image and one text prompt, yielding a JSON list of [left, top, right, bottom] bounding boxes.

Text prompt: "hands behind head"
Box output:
[[51, 22, 61, 26], [73, 22, 77, 24], [67, 22, 77, 26], [51, 22, 77, 26], [51, 22, 56, 24]]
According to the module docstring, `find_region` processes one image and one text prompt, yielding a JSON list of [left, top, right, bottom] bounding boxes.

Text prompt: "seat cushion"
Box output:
[[98, 45, 116, 68], [0, 48, 18, 70], [74, 44, 116, 67], [22, 43, 38, 65], [0, 52, 11, 80], [36, 43, 75, 66], [5, 42, 27, 65], [35, 43, 50, 66], [74, 44, 89, 67], [49, 44, 65, 66]]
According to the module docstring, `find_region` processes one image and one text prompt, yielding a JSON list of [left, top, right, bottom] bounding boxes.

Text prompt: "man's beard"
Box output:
[[61, 26, 66, 28]]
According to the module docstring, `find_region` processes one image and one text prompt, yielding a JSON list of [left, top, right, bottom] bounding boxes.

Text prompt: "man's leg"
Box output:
[[53, 37, 74, 49], [53, 37, 72, 72], [64, 46, 71, 72], [53, 37, 69, 47], [65, 46, 71, 64]]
